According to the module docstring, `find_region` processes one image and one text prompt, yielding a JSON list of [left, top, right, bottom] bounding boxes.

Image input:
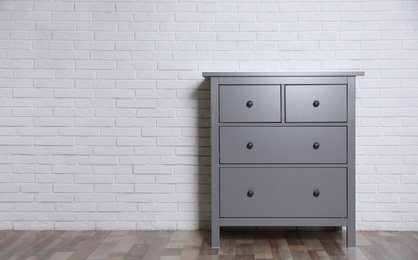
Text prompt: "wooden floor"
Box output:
[[0, 230, 417, 260]]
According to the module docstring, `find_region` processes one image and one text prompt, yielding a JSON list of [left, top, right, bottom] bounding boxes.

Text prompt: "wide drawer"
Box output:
[[285, 85, 347, 122], [219, 85, 281, 123], [220, 127, 347, 164], [220, 167, 347, 218]]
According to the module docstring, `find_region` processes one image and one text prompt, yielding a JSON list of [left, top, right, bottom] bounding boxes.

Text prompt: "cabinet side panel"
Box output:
[[347, 76, 356, 247], [210, 77, 220, 248]]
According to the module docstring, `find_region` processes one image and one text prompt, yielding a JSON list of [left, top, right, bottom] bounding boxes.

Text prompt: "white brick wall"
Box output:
[[0, 0, 417, 231]]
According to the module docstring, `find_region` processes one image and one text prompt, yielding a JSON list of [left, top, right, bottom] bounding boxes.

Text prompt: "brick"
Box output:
[[75, 99, 114, 108], [54, 222, 95, 230], [119, 156, 159, 165], [0, 193, 33, 202], [116, 3, 155, 12], [115, 119, 156, 127], [11, 11, 49, 21], [157, 137, 196, 147], [400, 195, 418, 203], [362, 212, 401, 222], [90, 51, 130, 60], [115, 42, 155, 51], [93, 147, 133, 156], [218, 32, 256, 41], [135, 147, 174, 155], [95, 32, 134, 41], [135, 184, 174, 193], [119, 212, 157, 222], [136, 109, 176, 119], [75, 118, 114, 127], [134, 13, 174, 22], [117, 61, 157, 70], [75, 175, 114, 184], [36, 21, 75, 31], [0, 213, 34, 221], [95, 184, 134, 193], [239, 4, 278, 12], [156, 4, 196, 12], [78, 156, 118, 165], [93, 165, 132, 175], [55, 70, 94, 80], [379, 184, 418, 193], [74, 41, 114, 50], [35, 194, 73, 202], [96, 70, 136, 80], [37, 156, 78, 165], [56, 203, 96, 212], [75, 193, 114, 203], [53, 184, 93, 193], [77, 213, 117, 221], [2, 2, 33, 11], [92, 12, 132, 22], [134, 165, 172, 175], [76, 60, 115, 70], [280, 3, 320, 12], [137, 203, 177, 212], [98, 203, 137, 212], [75, 3, 115, 12], [13, 69, 54, 79], [115, 175, 154, 184], [34, 137, 74, 146], [200, 23, 238, 32], [15, 203, 55, 212], [116, 194, 155, 203]]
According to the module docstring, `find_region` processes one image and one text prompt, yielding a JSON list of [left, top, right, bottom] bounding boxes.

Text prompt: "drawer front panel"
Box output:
[[220, 127, 347, 163], [220, 85, 281, 123], [220, 167, 347, 218], [286, 85, 347, 122]]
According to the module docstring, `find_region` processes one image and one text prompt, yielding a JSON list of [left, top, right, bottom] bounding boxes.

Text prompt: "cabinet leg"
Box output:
[[334, 226, 342, 232], [347, 225, 356, 247], [211, 225, 220, 248]]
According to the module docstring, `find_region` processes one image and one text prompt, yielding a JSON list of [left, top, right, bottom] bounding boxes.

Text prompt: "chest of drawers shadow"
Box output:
[[203, 72, 364, 248]]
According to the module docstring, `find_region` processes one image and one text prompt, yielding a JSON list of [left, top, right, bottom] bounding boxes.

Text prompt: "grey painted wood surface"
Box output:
[[220, 167, 347, 218], [286, 84, 347, 122], [220, 85, 281, 123], [220, 127, 347, 164], [206, 71, 363, 248], [203, 71, 365, 77]]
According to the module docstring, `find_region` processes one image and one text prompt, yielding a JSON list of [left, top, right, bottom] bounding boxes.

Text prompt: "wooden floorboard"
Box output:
[[0, 230, 416, 260]]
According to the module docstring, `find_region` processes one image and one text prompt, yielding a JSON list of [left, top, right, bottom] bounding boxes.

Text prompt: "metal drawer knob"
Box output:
[[313, 100, 320, 108], [313, 142, 320, 150], [247, 190, 254, 197], [246, 142, 253, 150], [313, 190, 320, 197], [246, 100, 253, 108]]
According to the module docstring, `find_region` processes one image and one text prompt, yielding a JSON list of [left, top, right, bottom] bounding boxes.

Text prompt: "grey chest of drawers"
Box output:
[[203, 71, 364, 248]]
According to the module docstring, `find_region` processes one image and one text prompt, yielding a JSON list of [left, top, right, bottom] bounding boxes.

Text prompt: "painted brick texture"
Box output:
[[0, 0, 417, 231]]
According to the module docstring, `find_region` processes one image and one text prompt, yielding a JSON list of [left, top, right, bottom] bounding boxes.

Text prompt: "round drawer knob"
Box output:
[[313, 100, 320, 108], [246, 100, 253, 108], [313, 190, 320, 197], [246, 142, 253, 150], [247, 190, 254, 198], [313, 142, 320, 150]]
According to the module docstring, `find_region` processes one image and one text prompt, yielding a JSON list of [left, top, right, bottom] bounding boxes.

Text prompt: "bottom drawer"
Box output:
[[220, 168, 347, 218]]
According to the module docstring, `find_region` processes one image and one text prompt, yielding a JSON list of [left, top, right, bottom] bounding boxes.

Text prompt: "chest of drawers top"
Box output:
[[202, 71, 365, 77]]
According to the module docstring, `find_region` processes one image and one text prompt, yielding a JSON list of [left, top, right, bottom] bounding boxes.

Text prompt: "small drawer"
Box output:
[[285, 85, 347, 122], [220, 126, 347, 164], [220, 167, 347, 218], [219, 85, 281, 123]]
